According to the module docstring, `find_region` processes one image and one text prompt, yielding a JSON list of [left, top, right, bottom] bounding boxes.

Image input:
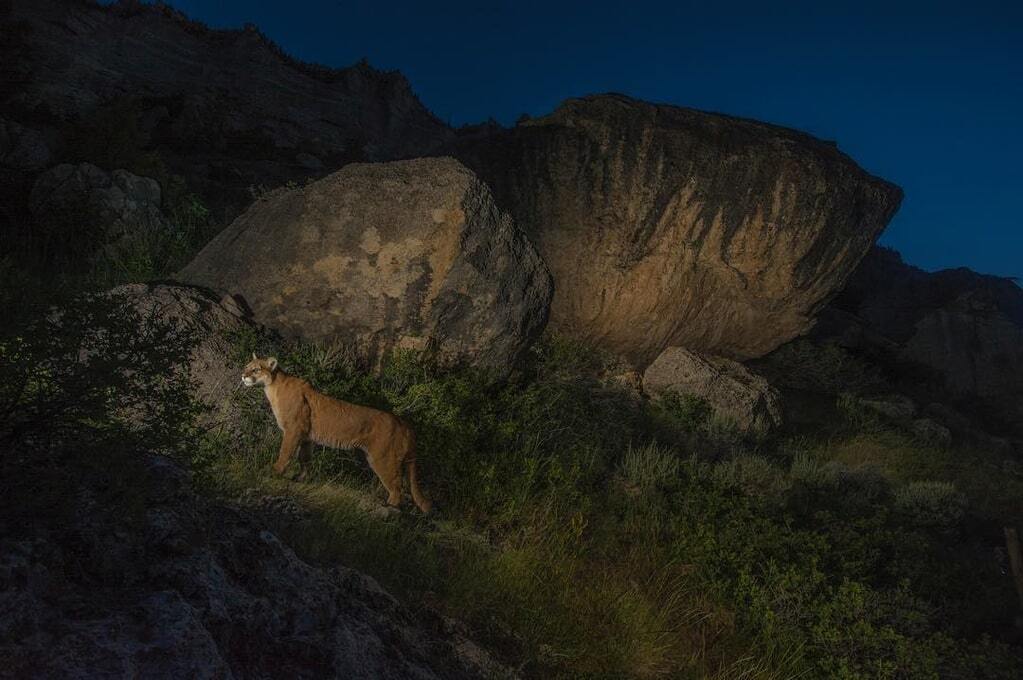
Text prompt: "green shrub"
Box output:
[[711, 454, 791, 504], [755, 339, 886, 396], [653, 389, 713, 431], [0, 291, 205, 533], [619, 441, 682, 494], [894, 481, 966, 529]]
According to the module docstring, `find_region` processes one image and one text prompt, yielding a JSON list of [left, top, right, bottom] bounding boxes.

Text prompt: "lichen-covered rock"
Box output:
[[178, 157, 552, 373], [0, 455, 507, 679], [642, 346, 782, 435], [445, 94, 903, 365]]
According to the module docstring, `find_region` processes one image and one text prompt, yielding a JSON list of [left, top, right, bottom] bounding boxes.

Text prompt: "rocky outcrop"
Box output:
[[29, 162, 169, 256], [111, 282, 256, 429], [819, 247, 1023, 400], [642, 346, 782, 435], [178, 157, 552, 373], [0, 455, 504, 679], [1, 0, 451, 220], [444, 95, 903, 365]]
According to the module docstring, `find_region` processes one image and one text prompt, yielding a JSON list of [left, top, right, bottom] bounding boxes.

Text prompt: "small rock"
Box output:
[[370, 506, 402, 521], [910, 418, 952, 446], [642, 346, 782, 435]]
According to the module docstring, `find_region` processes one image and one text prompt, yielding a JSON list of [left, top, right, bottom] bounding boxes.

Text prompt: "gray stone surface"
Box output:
[[444, 94, 903, 365], [178, 157, 552, 373], [642, 346, 783, 435]]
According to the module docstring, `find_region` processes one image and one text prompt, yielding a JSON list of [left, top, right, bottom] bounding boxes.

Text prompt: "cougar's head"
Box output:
[[241, 353, 279, 387]]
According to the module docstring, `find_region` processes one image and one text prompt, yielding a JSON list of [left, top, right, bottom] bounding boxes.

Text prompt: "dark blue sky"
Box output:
[[157, 0, 1021, 279]]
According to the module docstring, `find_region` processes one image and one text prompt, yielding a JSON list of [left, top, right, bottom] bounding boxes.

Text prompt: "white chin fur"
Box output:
[[242, 377, 255, 386]]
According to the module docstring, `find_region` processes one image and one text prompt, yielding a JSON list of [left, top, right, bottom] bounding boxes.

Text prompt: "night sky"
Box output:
[[150, 0, 1021, 280]]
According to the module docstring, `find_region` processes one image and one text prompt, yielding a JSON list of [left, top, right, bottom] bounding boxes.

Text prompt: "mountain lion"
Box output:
[[241, 354, 431, 513]]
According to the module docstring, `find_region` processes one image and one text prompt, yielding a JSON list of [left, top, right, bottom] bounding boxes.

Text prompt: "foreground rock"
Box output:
[[179, 157, 552, 373], [642, 347, 782, 435], [0, 455, 504, 679], [112, 282, 255, 428], [445, 95, 903, 365]]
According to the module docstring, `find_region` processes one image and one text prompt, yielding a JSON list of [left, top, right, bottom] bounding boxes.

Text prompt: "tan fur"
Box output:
[[241, 354, 431, 513]]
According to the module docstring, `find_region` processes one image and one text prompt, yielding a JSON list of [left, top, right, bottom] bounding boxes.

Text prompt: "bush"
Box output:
[[619, 441, 682, 494], [0, 291, 204, 533], [756, 339, 886, 396], [894, 481, 967, 530]]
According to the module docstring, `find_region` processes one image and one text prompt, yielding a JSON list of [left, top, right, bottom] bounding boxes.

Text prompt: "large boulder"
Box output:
[[178, 157, 552, 373], [643, 346, 783, 435], [444, 95, 903, 365]]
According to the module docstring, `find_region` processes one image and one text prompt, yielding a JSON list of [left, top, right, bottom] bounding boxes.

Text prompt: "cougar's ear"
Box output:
[[252, 352, 258, 361], [267, 357, 278, 371]]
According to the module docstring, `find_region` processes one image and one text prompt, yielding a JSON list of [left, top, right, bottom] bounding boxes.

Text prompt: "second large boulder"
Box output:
[[178, 157, 552, 372], [446, 95, 903, 365]]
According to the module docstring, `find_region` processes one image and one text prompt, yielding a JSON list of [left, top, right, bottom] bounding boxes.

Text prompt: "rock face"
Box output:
[[819, 247, 1023, 400], [111, 282, 256, 428], [29, 162, 169, 255], [642, 347, 782, 435], [178, 157, 552, 372], [0, 455, 503, 679], [0, 117, 51, 171], [1, 0, 451, 220], [444, 95, 903, 365]]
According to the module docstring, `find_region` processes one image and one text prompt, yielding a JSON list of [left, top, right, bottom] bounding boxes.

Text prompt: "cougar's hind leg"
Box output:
[[296, 441, 315, 482], [367, 446, 403, 507]]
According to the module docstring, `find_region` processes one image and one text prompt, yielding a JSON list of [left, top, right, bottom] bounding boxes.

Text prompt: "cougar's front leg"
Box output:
[[273, 427, 306, 475]]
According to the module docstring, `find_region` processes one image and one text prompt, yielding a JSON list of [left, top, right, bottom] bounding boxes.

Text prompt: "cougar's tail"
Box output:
[[407, 458, 432, 514]]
